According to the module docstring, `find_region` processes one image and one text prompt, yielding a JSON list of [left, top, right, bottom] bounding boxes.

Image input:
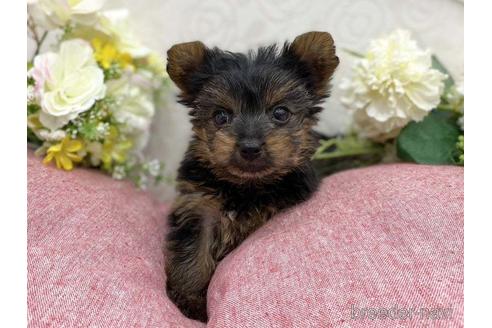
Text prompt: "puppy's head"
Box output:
[[167, 32, 339, 184]]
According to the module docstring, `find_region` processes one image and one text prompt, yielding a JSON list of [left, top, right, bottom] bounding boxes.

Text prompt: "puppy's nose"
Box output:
[[239, 139, 262, 161]]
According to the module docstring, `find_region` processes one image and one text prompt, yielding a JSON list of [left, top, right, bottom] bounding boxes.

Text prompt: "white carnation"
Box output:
[[29, 39, 106, 130], [340, 30, 447, 141]]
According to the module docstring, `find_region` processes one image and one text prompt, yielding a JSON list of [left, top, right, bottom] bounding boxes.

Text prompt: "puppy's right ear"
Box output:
[[167, 41, 206, 95]]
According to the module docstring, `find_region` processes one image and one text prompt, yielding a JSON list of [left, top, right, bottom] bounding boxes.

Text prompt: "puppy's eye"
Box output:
[[213, 110, 231, 127], [272, 106, 291, 123]]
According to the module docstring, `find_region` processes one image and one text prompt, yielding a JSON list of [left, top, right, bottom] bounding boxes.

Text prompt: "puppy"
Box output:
[[164, 31, 339, 322]]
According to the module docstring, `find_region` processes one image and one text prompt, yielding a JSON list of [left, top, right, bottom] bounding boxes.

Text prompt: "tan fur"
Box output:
[[265, 130, 297, 168], [264, 79, 299, 106], [167, 41, 206, 93], [290, 32, 339, 96], [211, 131, 236, 165], [165, 31, 338, 322], [201, 84, 238, 110]]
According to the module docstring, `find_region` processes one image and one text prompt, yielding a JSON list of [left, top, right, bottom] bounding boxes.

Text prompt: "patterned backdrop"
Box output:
[[29, 0, 464, 199]]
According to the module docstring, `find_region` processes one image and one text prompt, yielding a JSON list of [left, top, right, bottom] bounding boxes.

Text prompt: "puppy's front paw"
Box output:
[[166, 281, 208, 322]]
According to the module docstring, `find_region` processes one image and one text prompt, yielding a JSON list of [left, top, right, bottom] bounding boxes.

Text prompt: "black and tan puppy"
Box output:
[[164, 31, 339, 322]]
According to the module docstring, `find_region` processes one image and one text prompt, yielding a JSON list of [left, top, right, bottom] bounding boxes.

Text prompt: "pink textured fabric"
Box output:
[[207, 164, 463, 328], [28, 149, 463, 327], [27, 151, 204, 328]]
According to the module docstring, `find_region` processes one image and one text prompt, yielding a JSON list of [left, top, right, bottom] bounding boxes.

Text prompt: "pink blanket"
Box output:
[[28, 151, 463, 327]]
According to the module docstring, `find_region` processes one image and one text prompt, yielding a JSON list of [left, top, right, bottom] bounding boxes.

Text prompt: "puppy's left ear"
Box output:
[[287, 31, 339, 96]]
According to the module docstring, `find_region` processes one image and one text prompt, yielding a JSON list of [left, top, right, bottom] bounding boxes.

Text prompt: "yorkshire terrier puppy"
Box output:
[[165, 31, 339, 322]]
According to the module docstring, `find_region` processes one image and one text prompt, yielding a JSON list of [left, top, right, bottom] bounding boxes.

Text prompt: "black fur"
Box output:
[[164, 32, 338, 322], [178, 152, 319, 217], [178, 43, 328, 111]]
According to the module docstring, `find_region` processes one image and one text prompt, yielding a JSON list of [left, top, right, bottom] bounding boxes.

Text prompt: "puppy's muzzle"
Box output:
[[238, 138, 263, 161]]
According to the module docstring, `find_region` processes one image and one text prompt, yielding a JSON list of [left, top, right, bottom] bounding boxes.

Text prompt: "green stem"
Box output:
[[313, 146, 383, 160], [342, 48, 365, 58], [436, 101, 463, 114], [437, 103, 455, 111], [34, 31, 48, 57], [313, 139, 338, 157]]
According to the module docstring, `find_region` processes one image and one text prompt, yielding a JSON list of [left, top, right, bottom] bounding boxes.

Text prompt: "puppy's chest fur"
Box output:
[[174, 152, 319, 258]]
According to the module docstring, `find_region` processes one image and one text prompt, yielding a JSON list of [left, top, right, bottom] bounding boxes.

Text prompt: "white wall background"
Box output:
[[29, 0, 464, 200]]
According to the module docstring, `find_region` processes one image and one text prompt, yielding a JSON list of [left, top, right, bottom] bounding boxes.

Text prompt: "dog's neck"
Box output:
[[177, 149, 319, 216]]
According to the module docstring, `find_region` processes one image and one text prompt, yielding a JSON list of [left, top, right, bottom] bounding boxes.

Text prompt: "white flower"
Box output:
[[27, 85, 36, 103], [457, 77, 464, 133], [455, 79, 464, 96], [112, 165, 126, 180], [147, 52, 167, 76], [29, 39, 106, 130], [137, 173, 149, 190], [106, 74, 155, 151], [28, 0, 106, 29], [96, 9, 150, 58], [38, 129, 66, 141], [96, 122, 110, 137], [457, 116, 464, 131], [145, 159, 161, 177], [340, 29, 447, 141], [86, 141, 103, 165]]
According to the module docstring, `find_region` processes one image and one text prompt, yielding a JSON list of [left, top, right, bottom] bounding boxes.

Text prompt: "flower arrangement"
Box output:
[[314, 30, 464, 174], [27, 0, 170, 188]]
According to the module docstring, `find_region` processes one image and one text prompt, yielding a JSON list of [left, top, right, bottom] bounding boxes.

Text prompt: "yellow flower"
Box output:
[[43, 137, 84, 171], [92, 38, 133, 70], [147, 52, 167, 76], [100, 127, 133, 170]]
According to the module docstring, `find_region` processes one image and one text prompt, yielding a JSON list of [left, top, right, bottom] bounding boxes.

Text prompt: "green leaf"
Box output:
[[396, 110, 461, 164], [311, 135, 386, 177], [27, 103, 40, 115], [79, 121, 100, 141], [432, 55, 455, 92], [27, 127, 42, 146]]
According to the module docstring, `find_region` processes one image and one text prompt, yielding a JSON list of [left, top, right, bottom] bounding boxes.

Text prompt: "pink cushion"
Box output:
[[28, 150, 463, 327], [27, 151, 204, 328], [207, 164, 463, 327]]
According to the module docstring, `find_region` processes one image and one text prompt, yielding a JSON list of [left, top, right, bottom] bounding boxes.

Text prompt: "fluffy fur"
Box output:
[[164, 31, 339, 322]]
